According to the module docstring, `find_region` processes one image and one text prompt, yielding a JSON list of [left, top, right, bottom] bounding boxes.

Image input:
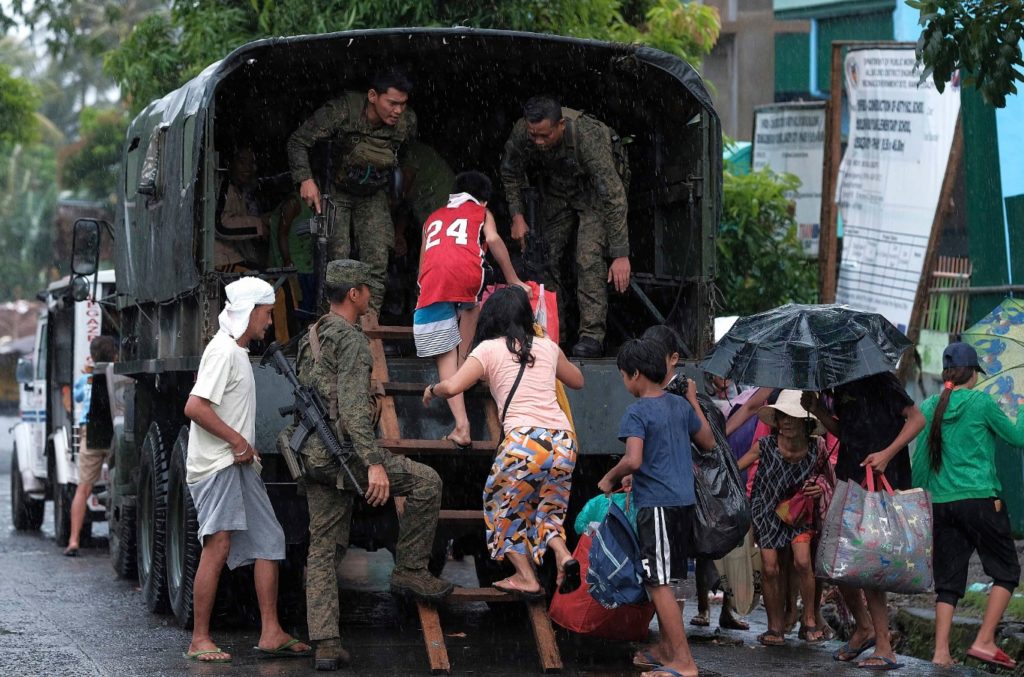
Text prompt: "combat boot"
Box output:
[[389, 567, 455, 601], [314, 638, 350, 671], [571, 336, 603, 358]]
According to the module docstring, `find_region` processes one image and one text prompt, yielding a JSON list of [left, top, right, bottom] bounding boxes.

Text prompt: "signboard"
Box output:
[[752, 102, 826, 257], [834, 46, 960, 332]]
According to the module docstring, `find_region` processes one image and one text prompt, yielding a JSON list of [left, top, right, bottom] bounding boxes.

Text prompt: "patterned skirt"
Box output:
[[483, 426, 577, 564]]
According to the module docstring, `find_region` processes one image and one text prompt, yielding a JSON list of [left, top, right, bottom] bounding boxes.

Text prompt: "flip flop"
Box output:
[[443, 434, 472, 451], [558, 559, 581, 594], [633, 649, 660, 669], [254, 637, 312, 658], [641, 668, 690, 677], [798, 624, 826, 643], [493, 578, 545, 600], [966, 647, 1017, 669], [689, 610, 710, 627], [758, 630, 785, 647], [63, 546, 79, 557], [183, 648, 231, 663], [858, 656, 905, 671], [834, 637, 877, 662]]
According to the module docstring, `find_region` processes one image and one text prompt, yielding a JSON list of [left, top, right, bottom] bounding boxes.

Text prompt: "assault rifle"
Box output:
[[310, 142, 337, 311], [261, 341, 363, 495], [520, 186, 546, 283]]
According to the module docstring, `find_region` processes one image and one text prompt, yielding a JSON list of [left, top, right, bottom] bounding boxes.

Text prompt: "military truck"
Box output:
[[87, 27, 720, 627]]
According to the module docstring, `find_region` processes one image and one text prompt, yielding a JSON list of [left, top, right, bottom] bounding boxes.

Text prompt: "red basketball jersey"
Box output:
[[415, 200, 488, 309]]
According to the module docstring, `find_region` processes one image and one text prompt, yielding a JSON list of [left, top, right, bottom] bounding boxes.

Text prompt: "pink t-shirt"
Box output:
[[468, 336, 572, 434]]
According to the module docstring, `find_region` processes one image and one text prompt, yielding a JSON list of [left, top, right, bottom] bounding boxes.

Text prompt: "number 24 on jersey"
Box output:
[[424, 218, 469, 250]]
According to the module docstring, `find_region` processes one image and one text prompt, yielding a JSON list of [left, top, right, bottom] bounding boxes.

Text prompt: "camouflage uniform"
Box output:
[[296, 260, 443, 641], [287, 93, 418, 312], [500, 108, 628, 344]]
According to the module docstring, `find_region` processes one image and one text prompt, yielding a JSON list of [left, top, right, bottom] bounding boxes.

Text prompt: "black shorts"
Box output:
[[636, 505, 693, 586], [933, 497, 1021, 606]]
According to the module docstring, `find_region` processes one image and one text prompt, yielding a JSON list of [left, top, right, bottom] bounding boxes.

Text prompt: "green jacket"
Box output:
[[912, 389, 1024, 503]]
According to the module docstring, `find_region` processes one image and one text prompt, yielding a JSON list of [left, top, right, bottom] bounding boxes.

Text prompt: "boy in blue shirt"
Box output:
[[599, 338, 714, 677]]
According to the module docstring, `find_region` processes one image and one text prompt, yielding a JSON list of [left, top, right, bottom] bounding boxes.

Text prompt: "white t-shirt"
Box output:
[[186, 330, 257, 484]]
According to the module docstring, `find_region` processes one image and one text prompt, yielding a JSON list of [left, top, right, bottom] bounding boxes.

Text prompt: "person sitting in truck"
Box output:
[[215, 144, 302, 341], [287, 69, 417, 317], [64, 335, 119, 557], [413, 171, 528, 449], [182, 277, 311, 664]]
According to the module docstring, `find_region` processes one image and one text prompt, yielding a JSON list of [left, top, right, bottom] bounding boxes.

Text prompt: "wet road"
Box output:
[[0, 430, 982, 676]]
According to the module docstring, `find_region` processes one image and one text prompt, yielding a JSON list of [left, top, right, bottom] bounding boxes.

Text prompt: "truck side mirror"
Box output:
[[71, 218, 102, 277], [15, 357, 34, 384]]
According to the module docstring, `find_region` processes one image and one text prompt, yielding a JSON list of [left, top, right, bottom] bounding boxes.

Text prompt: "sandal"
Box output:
[[442, 434, 472, 451], [834, 637, 877, 662], [493, 577, 545, 600], [184, 647, 231, 663], [689, 610, 710, 627], [633, 649, 661, 669], [798, 624, 826, 643], [966, 647, 1016, 670], [758, 630, 786, 647], [558, 559, 581, 594], [858, 656, 905, 671]]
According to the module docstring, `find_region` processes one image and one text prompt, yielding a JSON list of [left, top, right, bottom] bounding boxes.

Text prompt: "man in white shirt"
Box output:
[[182, 277, 310, 663]]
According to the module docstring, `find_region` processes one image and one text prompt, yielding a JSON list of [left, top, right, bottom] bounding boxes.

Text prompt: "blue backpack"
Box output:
[[585, 501, 648, 608]]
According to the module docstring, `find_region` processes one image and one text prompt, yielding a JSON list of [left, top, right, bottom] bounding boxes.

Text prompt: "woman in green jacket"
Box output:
[[913, 342, 1024, 670]]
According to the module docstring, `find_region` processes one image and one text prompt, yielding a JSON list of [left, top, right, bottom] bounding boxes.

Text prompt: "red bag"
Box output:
[[548, 533, 654, 641], [482, 281, 559, 343]]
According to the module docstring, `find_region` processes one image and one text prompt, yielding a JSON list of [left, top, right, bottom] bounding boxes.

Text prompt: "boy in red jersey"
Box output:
[[415, 171, 527, 447]]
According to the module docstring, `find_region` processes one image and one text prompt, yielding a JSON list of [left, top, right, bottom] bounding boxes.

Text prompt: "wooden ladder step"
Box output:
[[383, 382, 491, 396], [364, 325, 413, 340], [416, 589, 563, 674], [437, 509, 483, 523], [380, 439, 495, 455]]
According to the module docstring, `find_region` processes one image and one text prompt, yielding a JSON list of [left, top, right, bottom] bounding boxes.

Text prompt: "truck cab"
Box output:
[[10, 270, 117, 545]]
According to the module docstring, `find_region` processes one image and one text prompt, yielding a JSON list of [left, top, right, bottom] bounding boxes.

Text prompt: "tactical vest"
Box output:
[[299, 318, 384, 440], [561, 108, 632, 192], [333, 91, 412, 196]]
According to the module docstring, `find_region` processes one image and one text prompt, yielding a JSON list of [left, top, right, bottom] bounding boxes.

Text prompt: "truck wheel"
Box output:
[[11, 451, 44, 531], [166, 426, 199, 628], [109, 478, 137, 579], [137, 422, 171, 614], [53, 481, 75, 547]]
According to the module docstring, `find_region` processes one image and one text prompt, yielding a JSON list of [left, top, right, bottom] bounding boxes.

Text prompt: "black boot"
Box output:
[[571, 336, 602, 358]]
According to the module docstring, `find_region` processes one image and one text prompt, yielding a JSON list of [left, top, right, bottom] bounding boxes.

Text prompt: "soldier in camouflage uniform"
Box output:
[[296, 259, 453, 671], [287, 71, 417, 314], [501, 95, 631, 358]]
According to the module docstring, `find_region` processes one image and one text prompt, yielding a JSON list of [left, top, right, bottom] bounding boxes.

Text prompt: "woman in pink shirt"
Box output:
[[423, 287, 584, 598]]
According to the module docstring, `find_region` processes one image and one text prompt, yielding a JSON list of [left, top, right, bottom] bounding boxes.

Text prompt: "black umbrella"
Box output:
[[702, 304, 913, 391]]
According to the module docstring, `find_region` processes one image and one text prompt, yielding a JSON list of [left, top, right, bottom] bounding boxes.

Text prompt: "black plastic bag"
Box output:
[[689, 393, 751, 559]]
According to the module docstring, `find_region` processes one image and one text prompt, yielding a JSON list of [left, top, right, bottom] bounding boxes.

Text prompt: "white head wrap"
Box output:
[[446, 192, 481, 209], [218, 278, 276, 339]]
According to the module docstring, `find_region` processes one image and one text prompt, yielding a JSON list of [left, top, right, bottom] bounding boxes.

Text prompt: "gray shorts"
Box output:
[[188, 464, 285, 569]]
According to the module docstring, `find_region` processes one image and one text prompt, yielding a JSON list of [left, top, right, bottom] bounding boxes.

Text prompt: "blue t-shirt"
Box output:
[[618, 393, 701, 508]]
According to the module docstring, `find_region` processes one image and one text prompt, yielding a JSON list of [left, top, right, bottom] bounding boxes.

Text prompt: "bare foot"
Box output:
[[445, 428, 471, 447]]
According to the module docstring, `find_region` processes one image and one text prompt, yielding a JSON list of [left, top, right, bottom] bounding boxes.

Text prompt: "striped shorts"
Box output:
[[635, 505, 694, 586], [413, 301, 474, 358]]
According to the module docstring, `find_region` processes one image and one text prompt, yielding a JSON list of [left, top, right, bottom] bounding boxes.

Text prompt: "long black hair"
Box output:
[[472, 286, 535, 366], [927, 366, 975, 471]]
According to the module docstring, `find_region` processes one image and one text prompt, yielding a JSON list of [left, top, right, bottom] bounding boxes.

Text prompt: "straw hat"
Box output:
[[757, 389, 825, 434]]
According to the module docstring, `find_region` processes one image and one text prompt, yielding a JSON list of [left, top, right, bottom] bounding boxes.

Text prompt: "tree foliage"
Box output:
[[0, 142, 59, 299], [717, 167, 818, 316], [910, 0, 1024, 108], [104, 0, 720, 112], [60, 107, 130, 202], [0, 64, 40, 146]]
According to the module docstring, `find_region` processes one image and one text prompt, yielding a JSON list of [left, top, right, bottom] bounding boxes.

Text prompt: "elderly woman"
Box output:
[[423, 286, 584, 597], [747, 390, 830, 647]]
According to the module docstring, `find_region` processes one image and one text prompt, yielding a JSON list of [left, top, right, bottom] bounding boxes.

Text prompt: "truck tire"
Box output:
[[11, 451, 44, 531], [109, 478, 137, 579], [166, 426, 199, 628], [53, 481, 75, 547], [137, 422, 171, 614]]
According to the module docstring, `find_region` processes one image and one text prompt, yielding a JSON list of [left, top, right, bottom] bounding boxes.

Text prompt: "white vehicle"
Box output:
[[11, 269, 117, 546]]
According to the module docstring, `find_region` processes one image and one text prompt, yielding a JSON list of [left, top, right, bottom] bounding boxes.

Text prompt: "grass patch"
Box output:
[[958, 586, 1024, 622]]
